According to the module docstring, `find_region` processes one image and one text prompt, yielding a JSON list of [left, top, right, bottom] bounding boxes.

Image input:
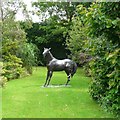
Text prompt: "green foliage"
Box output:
[[67, 2, 120, 116], [18, 43, 39, 74], [89, 47, 120, 116], [2, 1, 37, 81], [0, 62, 7, 87], [23, 20, 68, 65], [22, 2, 81, 65], [104, 48, 120, 114], [2, 55, 24, 80], [32, 2, 80, 22], [0, 76, 7, 87], [2, 18, 27, 80], [77, 3, 120, 44], [66, 16, 87, 64]]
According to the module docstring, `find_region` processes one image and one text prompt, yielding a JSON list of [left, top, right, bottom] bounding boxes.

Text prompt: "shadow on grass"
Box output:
[[22, 84, 71, 88], [41, 84, 71, 88]]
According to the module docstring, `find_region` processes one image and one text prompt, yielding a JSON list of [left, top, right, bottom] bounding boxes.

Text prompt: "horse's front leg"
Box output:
[[44, 70, 50, 87], [47, 71, 53, 86]]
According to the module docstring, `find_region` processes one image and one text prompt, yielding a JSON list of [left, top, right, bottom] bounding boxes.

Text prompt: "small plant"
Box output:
[[2, 55, 24, 80], [0, 76, 7, 87], [0, 62, 7, 87]]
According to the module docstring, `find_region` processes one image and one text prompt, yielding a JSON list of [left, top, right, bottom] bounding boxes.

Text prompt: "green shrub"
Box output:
[[2, 16, 38, 80], [0, 76, 7, 87], [67, 2, 120, 116], [2, 55, 25, 80], [103, 48, 120, 116], [66, 16, 88, 65], [0, 62, 7, 87], [18, 43, 38, 74], [89, 41, 120, 116]]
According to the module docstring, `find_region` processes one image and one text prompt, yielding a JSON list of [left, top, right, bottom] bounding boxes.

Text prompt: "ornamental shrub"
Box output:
[[0, 62, 7, 87], [89, 49, 120, 116], [68, 2, 120, 116]]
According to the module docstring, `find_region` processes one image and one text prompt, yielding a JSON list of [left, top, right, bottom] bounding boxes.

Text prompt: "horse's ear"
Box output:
[[49, 48, 51, 51]]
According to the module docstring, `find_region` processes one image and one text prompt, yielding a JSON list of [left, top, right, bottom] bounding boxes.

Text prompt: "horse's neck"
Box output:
[[45, 52, 55, 64]]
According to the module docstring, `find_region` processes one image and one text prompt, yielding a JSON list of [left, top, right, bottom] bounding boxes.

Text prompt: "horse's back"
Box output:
[[47, 58, 77, 73], [47, 59, 66, 71], [47, 59, 72, 71]]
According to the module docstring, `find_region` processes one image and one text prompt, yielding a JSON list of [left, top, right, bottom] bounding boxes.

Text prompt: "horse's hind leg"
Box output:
[[44, 70, 50, 87], [47, 71, 53, 86], [65, 74, 71, 86]]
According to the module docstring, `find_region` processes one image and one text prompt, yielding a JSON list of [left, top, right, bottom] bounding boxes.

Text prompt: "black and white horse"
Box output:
[[43, 48, 77, 87]]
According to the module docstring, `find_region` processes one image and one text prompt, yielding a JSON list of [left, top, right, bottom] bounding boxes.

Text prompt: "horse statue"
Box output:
[[43, 48, 77, 87]]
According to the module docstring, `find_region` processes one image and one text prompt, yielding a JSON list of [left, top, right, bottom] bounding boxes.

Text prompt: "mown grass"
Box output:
[[2, 67, 114, 118]]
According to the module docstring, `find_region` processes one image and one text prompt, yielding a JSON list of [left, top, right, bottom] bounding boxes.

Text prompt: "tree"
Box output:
[[66, 16, 88, 64], [21, 2, 80, 65], [77, 3, 120, 45], [32, 2, 80, 23], [1, 0, 37, 80]]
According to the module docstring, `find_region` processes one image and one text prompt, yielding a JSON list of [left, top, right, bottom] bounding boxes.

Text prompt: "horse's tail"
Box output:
[[71, 62, 77, 77]]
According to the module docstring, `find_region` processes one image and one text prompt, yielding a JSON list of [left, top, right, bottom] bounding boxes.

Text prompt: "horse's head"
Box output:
[[43, 48, 51, 57]]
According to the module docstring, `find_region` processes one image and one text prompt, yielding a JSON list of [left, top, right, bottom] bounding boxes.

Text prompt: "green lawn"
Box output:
[[2, 67, 114, 118]]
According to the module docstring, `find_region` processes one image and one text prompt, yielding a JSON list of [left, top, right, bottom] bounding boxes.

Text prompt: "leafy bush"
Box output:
[[66, 16, 88, 65], [67, 2, 120, 116], [0, 76, 7, 87], [102, 48, 120, 116], [89, 47, 120, 116], [2, 55, 24, 80], [2, 5, 38, 81], [18, 43, 38, 74], [0, 62, 7, 87]]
